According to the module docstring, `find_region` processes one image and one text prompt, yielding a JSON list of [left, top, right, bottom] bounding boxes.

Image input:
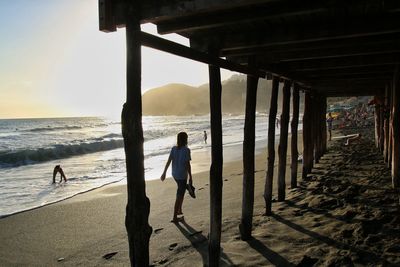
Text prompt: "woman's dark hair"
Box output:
[[177, 132, 188, 147]]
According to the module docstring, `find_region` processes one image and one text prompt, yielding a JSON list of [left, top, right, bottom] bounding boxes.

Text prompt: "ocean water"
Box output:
[[0, 115, 298, 218]]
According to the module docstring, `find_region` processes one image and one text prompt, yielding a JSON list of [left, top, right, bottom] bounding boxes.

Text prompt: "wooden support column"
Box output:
[[384, 85, 391, 162], [309, 95, 315, 170], [389, 82, 394, 168], [302, 91, 313, 179], [263, 77, 279, 215], [290, 84, 300, 189], [379, 96, 385, 153], [322, 97, 328, 154], [208, 63, 223, 266], [123, 8, 152, 266], [375, 99, 381, 148], [392, 67, 400, 188], [314, 95, 321, 163], [277, 80, 291, 201], [240, 71, 259, 240], [319, 97, 326, 158]]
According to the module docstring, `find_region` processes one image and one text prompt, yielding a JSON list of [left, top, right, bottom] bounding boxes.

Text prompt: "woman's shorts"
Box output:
[[174, 179, 187, 197]]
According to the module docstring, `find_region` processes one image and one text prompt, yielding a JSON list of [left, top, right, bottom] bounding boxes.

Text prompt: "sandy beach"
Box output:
[[0, 129, 399, 266]]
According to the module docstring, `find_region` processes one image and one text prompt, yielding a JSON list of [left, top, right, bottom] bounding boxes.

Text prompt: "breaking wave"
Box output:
[[0, 139, 124, 168]]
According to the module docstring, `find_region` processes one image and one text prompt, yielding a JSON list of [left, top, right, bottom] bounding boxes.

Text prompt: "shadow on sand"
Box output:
[[175, 220, 234, 266], [246, 237, 294, 267]]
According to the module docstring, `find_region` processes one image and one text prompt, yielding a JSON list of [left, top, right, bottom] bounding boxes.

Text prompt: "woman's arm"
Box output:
[[161, 154, 172, 181]]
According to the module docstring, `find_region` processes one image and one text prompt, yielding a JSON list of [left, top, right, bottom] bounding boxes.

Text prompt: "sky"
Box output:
[[0, 0, 233, 119]]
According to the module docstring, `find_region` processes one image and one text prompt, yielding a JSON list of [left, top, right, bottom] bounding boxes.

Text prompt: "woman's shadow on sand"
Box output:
[[175, 220, 234, 266]]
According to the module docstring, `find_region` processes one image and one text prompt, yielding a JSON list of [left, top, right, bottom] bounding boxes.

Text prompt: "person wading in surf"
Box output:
[[52, 165, 67, 183]]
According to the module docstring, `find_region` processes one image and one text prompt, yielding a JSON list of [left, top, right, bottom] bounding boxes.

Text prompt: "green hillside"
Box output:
[[142, 75, 302, 116]]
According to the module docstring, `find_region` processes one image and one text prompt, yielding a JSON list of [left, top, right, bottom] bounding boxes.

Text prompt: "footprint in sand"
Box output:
[[168, 243, 178, 251], [154, 228, 164, 234], [198, 187, 204, 190]]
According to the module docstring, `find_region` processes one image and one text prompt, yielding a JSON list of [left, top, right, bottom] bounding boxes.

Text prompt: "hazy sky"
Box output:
[[0, 0, 233, 119]]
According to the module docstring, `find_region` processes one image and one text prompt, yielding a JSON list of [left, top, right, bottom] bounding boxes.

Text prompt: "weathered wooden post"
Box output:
[[277, 80, 291, 201], [322, 97, 327, 154], [208, 62, 223, 266], [123, 5, 152, 266], [290, 84, 300, 189], [313, 95, 321, 163], [319, 96, 326, 159], [264, 76, 279, 215], [392, 67, 399, 188], [374, 98, 381, 148], [389, 82, 394, 168], [240, 69, 259, 240], [379, 95, 385, 153], [302, 91, 312, 179], [384, 85, 391, 162]]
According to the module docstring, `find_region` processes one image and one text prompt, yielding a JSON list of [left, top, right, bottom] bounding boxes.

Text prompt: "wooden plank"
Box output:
[[123, 10, 152, 266], [392, 67, 400, 188], [290, 84, 300, 189], [221, 34, 400, 58], [277, 80, 291, 201], [157, 3, 325, 34], [140, 32, 265, 78], [222, 40, 400, 60], [141, 0, 274, 23], [271, 53, 400, 73], [289, 65, 397, 77], [263, 76, 279, 215], [99, 0, 116, 32], [240, 70, 259, 240], [208, 62, 223, 266], [215, 14, 400, 54]]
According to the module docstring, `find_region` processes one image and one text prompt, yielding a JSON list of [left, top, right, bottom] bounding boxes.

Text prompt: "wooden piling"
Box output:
[[389, 82, 394, 168], [277, 80, 291, 201], [302, 91, 313, 179], [264, 76, 279, 215], [208, 63, 223, 266], [384, 85, 390, 162], [318, 96, 324, 160], [392, 67, 399, 188], [379, 96, 385, 153], [240, 72, 259, 240], [322, 96, 328, 154], [290, 84, 300, 189], [314, 95, 321, 163], [375, 100, 381, 148], [123, 10, 152, 266]]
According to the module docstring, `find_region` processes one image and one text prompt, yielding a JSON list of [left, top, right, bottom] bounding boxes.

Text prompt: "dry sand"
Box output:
[[0, 130, 399, 266]]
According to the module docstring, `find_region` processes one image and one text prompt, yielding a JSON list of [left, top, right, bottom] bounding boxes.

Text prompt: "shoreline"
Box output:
[[0, 133, 304, 266], [0, 130, 292, 220]]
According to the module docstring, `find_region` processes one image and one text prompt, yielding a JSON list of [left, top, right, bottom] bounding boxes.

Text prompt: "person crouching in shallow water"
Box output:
[[161, 132, 193, 223], [53, 165, 67, 183]]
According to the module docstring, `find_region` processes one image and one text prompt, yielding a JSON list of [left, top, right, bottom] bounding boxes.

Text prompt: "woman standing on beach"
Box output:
[[161, 132, 193, 223]]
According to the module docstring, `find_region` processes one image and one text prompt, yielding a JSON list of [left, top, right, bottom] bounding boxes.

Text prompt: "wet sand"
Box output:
[[0, 129, 399, 266]]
